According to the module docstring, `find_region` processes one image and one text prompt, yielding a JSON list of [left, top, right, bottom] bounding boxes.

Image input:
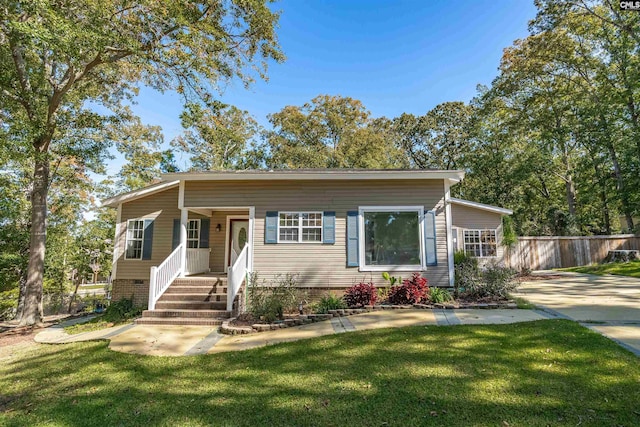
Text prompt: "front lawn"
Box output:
[[1, 320, 639, 426], [559, 260, 640, 278]]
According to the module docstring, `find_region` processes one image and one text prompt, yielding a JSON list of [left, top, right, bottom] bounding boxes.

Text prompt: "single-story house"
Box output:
[[101, 169, 512, 325]]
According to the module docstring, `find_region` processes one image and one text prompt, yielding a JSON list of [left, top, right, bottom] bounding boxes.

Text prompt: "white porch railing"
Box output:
[[227, 244, 249, 311], [148, 244, 183, 310], [186, 248, 210, 275]]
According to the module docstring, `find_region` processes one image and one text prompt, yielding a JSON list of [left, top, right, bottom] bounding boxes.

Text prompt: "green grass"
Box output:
[[1, 320, 639, 426], [63, 315, 132, 335], [558, 260, 640, 277], [78, 284, 110, 291], [511, 296, 536, 309]]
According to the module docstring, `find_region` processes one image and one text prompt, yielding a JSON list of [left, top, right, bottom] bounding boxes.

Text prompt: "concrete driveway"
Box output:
[[516, 272, 640, 356]]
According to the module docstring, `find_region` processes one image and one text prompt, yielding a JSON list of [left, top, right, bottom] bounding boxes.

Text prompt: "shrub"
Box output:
[[388, 272, 429, 305], [344, 282, 377, 307], [429, 287, 452, 304], [102, 298, 142, 322], [248, 273, 305, 322], [0, 289, 18, 321], [314, 294, 347, 313], [465, 262, 517, 299], [454, 250, 479, 298]]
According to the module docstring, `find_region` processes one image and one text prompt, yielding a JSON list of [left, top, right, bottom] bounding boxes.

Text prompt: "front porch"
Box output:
[[144, 207, 254, 324]]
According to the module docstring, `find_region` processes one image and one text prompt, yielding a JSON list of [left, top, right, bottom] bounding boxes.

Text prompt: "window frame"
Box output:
[[463, 229, 498, 258], [124, 219, 145, 260], [187, 219, 201, 249], [358, 206, 426, 272], [276, 211, 324, 244]]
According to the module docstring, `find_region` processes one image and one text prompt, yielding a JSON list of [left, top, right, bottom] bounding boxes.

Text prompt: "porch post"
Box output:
[[248, 207, 255, 272], [180, 208, 188, 277], [444, 180, 455, 287]]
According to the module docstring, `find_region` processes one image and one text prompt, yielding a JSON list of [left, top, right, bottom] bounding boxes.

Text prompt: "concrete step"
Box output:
[[172, 277, 227, 286], [155, 301, 227, 310], [135, 317, 225, 326], [142, 309, 231, 319], [165, 286, 227, 294], [158, 293, 226, 302]]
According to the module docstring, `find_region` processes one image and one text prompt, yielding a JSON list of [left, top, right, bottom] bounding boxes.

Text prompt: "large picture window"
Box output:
[[278, 212, 323, 243], [463, 229, 497, 257], [359, 207, 424, 270], [125, 219, 144, 259]]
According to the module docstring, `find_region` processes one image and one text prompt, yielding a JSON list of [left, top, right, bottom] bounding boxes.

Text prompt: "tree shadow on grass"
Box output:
[[1, 320, 639, 426]]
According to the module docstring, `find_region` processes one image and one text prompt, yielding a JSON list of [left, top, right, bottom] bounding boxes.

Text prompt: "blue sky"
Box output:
[[115, 0, 538, 173]]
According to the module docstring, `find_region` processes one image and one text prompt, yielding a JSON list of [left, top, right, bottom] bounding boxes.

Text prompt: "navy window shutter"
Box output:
[[200, 218, 210, 248], [424, 210, 437, 266], [172, 219, 180, 250], [323, 211, 335, 244], [346, 211, 359, 267], [265, 211, 278, 244], [142, 219, 154, 260]]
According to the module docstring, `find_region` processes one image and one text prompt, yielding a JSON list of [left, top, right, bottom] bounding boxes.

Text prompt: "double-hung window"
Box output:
[[359, 206, 425, 270], [463, 229, 497, 257], [278, 212, 323, 243], [125, 219, 145, 260], [187, 219, 200, 248]]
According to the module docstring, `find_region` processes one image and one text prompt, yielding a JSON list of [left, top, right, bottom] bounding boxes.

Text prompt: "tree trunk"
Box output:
[[15, 276, 27, 320], [592, 159, 612, 235], [17, 152, 49, 326], [598, 113, 634, 231]]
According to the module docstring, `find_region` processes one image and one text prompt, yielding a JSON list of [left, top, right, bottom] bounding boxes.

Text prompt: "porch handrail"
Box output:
[[148, 243, 183, 310], [227, 244, 249, 311]]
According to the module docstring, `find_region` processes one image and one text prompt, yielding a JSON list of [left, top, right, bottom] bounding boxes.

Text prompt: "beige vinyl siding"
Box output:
[[451, 204, 505, 265], [116, 187, 181, 279], [185, 179, 450, 287]]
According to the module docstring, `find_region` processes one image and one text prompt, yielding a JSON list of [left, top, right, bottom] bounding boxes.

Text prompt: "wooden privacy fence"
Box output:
[[505, 235, 640, 271]]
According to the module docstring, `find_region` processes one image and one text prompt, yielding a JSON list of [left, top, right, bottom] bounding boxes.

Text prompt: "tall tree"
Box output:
[[393, 101, 474, 170], [1, 1, 283, 325], [265, 95, 406, 168], [172, 101, 262, 170]]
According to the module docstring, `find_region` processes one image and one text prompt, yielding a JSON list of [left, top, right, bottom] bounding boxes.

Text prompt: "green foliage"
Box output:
[[64, 298, 141, 335], [248, 273, 304, 323], [392, 101, 473, 170], [172, 102, 264, 171], [465, 263, 518, 299], [501, 216, 517, 248], [264, 95, 407, 169], [453, 250, 479, 298], [101, 298, 141, 322], [1, 0, 283, 325], [313, 294, 347, 314], [0, 289, 18, 320], [429, 287, 452, 304]]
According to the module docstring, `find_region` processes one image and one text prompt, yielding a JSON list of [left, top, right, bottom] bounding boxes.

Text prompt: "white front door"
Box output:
[[229, 220, 249, 267]]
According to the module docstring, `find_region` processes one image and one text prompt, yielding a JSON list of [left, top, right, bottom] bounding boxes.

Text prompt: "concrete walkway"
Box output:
[[35, 309, 548, 356], [515, 272, 640, 356]]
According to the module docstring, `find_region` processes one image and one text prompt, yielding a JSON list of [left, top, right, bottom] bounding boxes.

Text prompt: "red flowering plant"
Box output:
[[344, 282, 377, 307], [387, 272, 429, 305]]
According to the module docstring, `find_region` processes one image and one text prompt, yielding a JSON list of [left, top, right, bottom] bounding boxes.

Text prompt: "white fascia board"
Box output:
[[101, 180, 180, 208], [450, 197, 513, 215], [161, 170, 466, 182]]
